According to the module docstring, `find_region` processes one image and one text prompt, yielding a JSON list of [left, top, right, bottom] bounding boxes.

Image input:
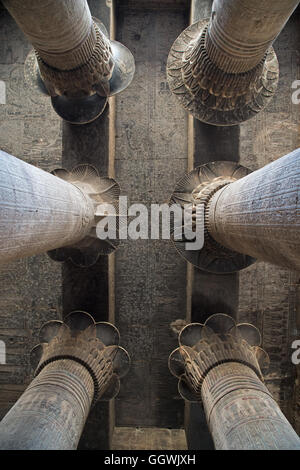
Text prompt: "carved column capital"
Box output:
[[4, 0, 135, 123], [37, 20, 114, 98], [167, 19, 278, 126], [170, 161, 255, 273], [29, 16, 135, 124], [47, 164, 121, 267], [0, 151, 123, 266], [166, 0, 300, 125], [170, 150, 300, 272], [169, 313, 269, 403], [169, 313, 300, 449], [30, 311, 130, 404], [0, 311, 130, 449]]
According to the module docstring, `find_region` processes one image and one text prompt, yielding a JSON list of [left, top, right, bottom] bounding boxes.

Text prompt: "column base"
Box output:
[[170, 161, 256, 273], [166, 19, 279, 126]]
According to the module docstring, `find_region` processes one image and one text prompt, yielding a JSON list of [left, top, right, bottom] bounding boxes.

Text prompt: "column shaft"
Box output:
[[0, 150, 94, 264], [207, 149, 300, 270], [207, 0, 299, 73], [0, 359, 94, 450], [0, 311, 129, 450], [2, 0, 95, 70], [202, 362, 300, 450]]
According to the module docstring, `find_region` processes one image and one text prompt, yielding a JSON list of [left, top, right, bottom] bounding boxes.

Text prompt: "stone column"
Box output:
[[3, 0, 135, 124], [0, 311, 130, 450], [169, 313, 300, 450], [206, 149, 300, 271], [0, 150, 120, 266], [170, 149, 300, 273], [167, 0, 299, 125]]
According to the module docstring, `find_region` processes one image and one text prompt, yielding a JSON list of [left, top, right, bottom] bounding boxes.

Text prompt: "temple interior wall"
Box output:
[[0, 0, 299, 449]]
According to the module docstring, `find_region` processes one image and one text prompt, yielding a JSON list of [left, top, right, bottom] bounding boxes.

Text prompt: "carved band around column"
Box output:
[[37, 20, 114, 98]]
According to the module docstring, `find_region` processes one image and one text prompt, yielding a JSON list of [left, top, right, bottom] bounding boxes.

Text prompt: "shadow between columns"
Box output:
[[186, 121, 241, 452], [62, 106, 110, 322], [186, 0, 241, 447], [62, 97, 112, 451], [192, 122, 240, 324]]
